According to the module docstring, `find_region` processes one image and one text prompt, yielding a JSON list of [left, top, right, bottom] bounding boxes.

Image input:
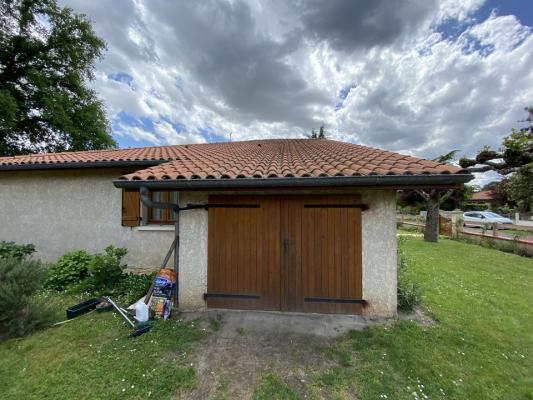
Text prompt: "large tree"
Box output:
[[460, 106, 533, 211], [0, 0, 115, 156], [416, 150, 460, 243]]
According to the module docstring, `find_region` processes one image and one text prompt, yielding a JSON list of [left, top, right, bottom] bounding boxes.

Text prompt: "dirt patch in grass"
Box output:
[[174, 313, 354, 400], [397, 307, 435, 327]]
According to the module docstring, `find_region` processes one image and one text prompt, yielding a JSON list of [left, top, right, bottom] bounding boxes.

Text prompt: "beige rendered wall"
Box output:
[[0, 171, 396, 317], [0, 169, 175, 267], [361, 190, 397, 318], [177, 192, 208, 310]]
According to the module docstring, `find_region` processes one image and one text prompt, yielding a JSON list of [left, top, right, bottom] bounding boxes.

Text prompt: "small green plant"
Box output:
[[44, 250, 92, 291], [0, 257, 53, 340], [397, 237, 422, 311], [0, 241, 35, 260], [109, 272, 154, 304], [45, 246, 153, 303], [83, 246, 128, 293]]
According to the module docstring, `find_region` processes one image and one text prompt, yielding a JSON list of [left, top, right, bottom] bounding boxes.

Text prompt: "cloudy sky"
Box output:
[[60, 0, 532, 164]]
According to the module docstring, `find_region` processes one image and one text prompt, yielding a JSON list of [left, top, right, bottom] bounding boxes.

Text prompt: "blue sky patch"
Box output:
[[336, 83, 357, 110], [108, 72, 134, 89], [198, 127, 229, 143], [112, 111, 157, 148]]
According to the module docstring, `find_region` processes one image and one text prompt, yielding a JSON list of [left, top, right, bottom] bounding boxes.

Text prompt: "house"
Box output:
[[0, 139, 472, 317], [470, 189, 497, 209]]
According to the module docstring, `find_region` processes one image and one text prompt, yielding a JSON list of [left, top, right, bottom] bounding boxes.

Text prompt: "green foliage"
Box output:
[[0, 257, 53, 340], [83, 246, 128, 293], [432, 149, 460, 164], [107, 272, 154, 305], [505, 162, 533, 211], [461, 202, 489, 211], [45, 246, 153, 303], [44, 250, 91, 291], [397, 237, 422, 311], [459, 106, 532, 175], [310, 125, 326, 139], [0, 241, 35, 260], [0, 0, 115, 156]]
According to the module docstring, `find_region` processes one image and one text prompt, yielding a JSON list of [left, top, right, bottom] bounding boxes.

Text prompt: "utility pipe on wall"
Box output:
[[139, 186, 180, 308]]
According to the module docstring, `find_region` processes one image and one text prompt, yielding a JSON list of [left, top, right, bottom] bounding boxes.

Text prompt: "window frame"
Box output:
[[147, 191, 179, 225]]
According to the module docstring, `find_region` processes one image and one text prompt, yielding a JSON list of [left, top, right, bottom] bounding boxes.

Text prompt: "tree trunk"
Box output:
[[424, 189, 440, 242]]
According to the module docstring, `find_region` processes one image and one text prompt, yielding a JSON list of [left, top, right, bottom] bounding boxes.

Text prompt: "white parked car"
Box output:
[[463, 211, 513, 229]]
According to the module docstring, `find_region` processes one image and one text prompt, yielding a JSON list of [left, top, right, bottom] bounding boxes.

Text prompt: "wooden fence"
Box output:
[[398, 213, 533, 253]]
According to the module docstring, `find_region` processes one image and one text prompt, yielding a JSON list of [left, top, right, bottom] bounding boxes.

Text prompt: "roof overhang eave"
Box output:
[[0, 160, 167, 171], [112, 173, 474, 190]]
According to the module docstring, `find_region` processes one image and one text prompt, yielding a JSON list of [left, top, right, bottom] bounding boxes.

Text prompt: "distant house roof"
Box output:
[[0, 139, 473, 189], [471, 190, 496, 202]]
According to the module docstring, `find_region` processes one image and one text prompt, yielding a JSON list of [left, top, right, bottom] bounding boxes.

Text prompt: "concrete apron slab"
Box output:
[[180, 309, 370, 338]]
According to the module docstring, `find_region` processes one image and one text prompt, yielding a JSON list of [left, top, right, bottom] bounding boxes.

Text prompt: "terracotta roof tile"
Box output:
[[115, 139, 466, 181], [0, 139, 468, 181]]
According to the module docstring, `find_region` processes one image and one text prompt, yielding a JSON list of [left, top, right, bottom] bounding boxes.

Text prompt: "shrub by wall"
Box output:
[[0, 255, 53, 340], [397, 237, 422, 312], [0, 241, 35, 261], [46, 246, 153, 304]]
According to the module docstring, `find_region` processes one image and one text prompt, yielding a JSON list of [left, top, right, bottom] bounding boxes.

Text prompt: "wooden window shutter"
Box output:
[[122, 189, 140, 227]]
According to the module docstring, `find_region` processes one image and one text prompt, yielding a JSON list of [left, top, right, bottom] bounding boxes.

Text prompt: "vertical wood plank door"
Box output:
[[207, 195, 281, 310], [281, 195, 363, 314]]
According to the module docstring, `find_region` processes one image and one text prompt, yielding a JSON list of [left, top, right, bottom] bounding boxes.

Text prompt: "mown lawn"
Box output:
[[319, 236, 532, 400], [0, 298, 205, 400], [0, 237, 531, 400]]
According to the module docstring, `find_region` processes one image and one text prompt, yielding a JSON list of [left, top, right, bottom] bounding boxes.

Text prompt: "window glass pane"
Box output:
[[151, 192, 163, 221], [169, 192, 179, 221]]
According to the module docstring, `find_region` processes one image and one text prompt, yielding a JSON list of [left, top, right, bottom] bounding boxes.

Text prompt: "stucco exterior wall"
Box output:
[[0, 171, 397, 317], [361, 190, 397, 318], [177, 192, 208, 310], [0, 170, 175, 267]]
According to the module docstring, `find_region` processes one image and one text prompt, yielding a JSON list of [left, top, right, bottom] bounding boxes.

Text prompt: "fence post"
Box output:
[[450, 211, 462, 239], [493, 223, 498, 237], [515, 212, 520, 224]]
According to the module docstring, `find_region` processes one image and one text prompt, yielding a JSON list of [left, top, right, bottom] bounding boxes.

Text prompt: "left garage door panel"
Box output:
[[207, 195, 281, 310]]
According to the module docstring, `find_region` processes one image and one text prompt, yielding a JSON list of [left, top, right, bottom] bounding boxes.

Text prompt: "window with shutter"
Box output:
[[122, 189, 140, 227], [148, 191, 179, 224]]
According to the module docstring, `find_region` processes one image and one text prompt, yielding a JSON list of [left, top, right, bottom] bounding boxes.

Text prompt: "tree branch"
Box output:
[[440, 189, 454, 203], [416, 189, 430, 201]]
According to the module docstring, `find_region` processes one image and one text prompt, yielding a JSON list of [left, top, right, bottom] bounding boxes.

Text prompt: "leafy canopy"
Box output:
[[459, 106, 533, 174], [0, 0, 115, 156], [459, 106, 533, 211]]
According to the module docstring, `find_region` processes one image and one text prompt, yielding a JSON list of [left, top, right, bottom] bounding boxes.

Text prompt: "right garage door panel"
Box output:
[[282, 195, 363, 314]]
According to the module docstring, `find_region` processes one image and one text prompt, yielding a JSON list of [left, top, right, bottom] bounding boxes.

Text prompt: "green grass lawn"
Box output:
[[0, 297, 205, 400], [319, 237, 533, 400], [501, 229, 533, 239], [0, 237, 531, 399]]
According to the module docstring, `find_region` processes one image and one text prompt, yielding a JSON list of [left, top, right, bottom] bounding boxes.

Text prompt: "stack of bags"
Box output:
[[149, 268, 176, 320]]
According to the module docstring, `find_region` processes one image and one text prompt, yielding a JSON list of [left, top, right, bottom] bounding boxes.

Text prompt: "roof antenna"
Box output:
[[229, 131, 232, 142]]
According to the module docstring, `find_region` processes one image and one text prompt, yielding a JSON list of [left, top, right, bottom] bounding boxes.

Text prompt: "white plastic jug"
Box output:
[[134, 301, 149, 323]]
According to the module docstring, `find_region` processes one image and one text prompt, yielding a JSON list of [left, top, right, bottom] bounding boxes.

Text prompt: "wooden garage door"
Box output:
[[207, 195, 362, 314], [281, 195, 363, 314], [206, 195, 281, 310]]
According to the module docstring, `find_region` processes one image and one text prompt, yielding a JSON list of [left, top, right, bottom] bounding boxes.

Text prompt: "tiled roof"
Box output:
[[0, 146, 187, 167], [115, 139, 467, 181], [0, 139, 470, 184], [471, 190, 496, 201]]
